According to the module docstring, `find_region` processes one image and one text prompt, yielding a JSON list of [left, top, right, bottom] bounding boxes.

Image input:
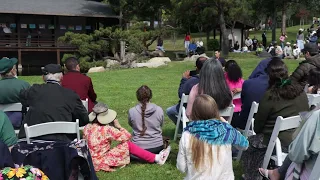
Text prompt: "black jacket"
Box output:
[[290, 54, 320, 86], [18, 82, 89, 141]]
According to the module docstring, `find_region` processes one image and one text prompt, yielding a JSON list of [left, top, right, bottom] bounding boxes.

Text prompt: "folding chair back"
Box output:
[[307, 94, 320, 107], [219, 104, 235, 124], [262, 116, 302, 169], [309, 154, 320, 180], [24, 119, 80, 144], [82, 98, 89, 112], [174, 93, 189, 141], [236, 101, 259, 161], [0, 103, 23, 112]]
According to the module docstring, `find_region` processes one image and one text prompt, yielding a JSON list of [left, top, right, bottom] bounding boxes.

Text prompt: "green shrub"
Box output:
[[207, 39, 220, 51]]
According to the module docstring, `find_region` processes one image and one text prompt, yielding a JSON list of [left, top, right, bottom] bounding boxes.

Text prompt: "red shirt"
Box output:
[[62, 71, 97, 112], [185, 35, 191, 41]]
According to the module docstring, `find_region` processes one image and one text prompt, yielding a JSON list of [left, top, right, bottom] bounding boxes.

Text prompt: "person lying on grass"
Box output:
[[83, 103, 171, 172], [177, 94, 248, 180]]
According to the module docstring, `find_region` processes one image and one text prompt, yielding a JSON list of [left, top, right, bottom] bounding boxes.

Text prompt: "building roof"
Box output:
[[0, 0, 119, 18]]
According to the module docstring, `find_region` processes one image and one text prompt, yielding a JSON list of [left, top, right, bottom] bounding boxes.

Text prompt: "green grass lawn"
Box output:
[[19, 53, 301, 180]]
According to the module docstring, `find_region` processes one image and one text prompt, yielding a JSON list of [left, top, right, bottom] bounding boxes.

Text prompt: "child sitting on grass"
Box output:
[[83, 103, 171, 172]]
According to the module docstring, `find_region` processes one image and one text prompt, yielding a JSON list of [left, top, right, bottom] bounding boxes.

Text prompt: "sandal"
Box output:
[[258, 168, 270, 180]]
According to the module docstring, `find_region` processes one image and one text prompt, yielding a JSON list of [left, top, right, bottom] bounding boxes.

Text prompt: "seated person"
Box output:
[[214, 50, 226, 67], [62, 57, 97, 112], [256, 43, 264, 55], [291, 43, 320, 87], [236, 58, 270, 130], [0, 111, 17, 151], [83, 103, 171, 172], [283, 42, 293, 59], [18, 64, 89, 141], [129, 86, 164, 154], [224, 60, 244, 126], [241, 58, 309, 180], [307, 67, 320, 94], [166, 57, 207, 130], [0, 57, 30, 129], [292, 44, 301, 59], [234, 41, 240, 51], [259, 109, 320, 180], [177, 95, 248, 179]]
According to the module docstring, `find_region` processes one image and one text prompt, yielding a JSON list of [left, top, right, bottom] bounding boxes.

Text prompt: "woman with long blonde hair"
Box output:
[[177, 94, 248, 180]]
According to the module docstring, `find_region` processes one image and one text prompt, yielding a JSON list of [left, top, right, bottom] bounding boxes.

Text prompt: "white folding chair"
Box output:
[[219, 104, 235, 124], [236, 101, 259, 161], [233, 93, 241, 100], [0, 103, 27, 135], [262, 116, 302, 169], [24, 119, 80, 144], [0, 103, 23, 112], [309, 154, 320, 180], [307, 94, 320, 107], [82, 98, 89, 112], [173, 93, 189, 141]]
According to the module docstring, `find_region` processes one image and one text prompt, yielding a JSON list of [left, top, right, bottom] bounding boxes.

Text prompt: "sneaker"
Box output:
[[157, 146, 171, 165]]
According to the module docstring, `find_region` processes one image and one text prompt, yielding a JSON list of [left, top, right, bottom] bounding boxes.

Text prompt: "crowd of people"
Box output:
[[0, 38, 320, 179]]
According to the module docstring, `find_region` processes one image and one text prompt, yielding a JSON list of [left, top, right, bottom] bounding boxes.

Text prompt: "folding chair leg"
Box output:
[[236, 150, 243, 161], [173, 117, 181, 141]]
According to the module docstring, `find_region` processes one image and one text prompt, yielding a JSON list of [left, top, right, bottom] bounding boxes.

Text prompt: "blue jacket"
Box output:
[[235, 58, 270, 129], [176, 75, 200, 111]]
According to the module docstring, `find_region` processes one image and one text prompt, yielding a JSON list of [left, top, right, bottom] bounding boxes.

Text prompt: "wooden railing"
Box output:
[[0, 37, 75, 48]]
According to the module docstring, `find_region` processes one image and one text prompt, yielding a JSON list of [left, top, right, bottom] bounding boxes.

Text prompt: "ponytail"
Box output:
[[140, 100, 147, 136]]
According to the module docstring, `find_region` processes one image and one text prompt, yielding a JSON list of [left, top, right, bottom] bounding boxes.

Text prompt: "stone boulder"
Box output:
[[88, 66, 105, 73], [150, 50, 164, 57], [183, 54, 209, 61], [105, 59, 120, 68], [147, 57, 171, 64], [136, 61, 166, 68]]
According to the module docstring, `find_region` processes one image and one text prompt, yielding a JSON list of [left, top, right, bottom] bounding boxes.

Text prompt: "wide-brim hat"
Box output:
[[88, 103, 117, 125], [0, 57, 17, 74]]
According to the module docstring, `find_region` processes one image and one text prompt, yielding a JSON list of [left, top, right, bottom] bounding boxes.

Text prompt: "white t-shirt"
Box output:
[[3, 27, 11, 33]]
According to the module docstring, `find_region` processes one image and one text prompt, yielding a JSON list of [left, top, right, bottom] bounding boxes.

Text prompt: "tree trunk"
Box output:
[[272, 2, 277, 42], [150, 16, 155, 29], [281, 4, 287, 34], [230, 21, 236, 46], [206, 28, 210, 50], [218, 11, 229, 57]]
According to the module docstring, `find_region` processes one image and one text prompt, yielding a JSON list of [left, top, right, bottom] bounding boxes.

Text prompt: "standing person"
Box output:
[[245, 37, 253, 51], [252, 36, 258, 51], [0, 57, 30, 129], [177, 94, 248, 180], [62, 57, 97, 113], [214, 50, 226, 67], [184, 32, 191, 55], [279, 33, 287, 49], [262, 31, 267, 48], [224, 60, 244, 126], [84, 103, 171, 172], [241, 58, 309, 180], [297, 29, 305, 50], [186, 59, 232, 117], [129, 85, 164, 154], [18, 64, 89, 141]]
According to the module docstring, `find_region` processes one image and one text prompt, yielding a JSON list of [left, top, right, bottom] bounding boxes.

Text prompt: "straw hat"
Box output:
[[88, 103, 117, 125], [286, 42, 291, 45]]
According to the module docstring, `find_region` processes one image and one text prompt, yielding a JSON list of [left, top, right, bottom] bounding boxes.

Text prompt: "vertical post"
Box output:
[[17, 14, 21, 47], [18, 49, 22, 65], [241, 28, 244, 48], [120, 41, 125, 60], [57, 50, 61, 64]]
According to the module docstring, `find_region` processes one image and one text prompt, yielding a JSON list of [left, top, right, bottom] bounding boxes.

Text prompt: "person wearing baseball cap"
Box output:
[[18, 63, 89, 141], [291, 43, 320, 86], [0, 57, 30, 129]]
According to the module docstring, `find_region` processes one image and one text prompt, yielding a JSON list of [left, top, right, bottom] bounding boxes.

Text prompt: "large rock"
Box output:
[[147, 57, 171, 64], [136, 61, 166, 68], [125, 53, 136, 62], [105, 59, 120, 68], [183, 54, 209, 61], [150, 50, 164, 57], [88, 66, 105, 73]]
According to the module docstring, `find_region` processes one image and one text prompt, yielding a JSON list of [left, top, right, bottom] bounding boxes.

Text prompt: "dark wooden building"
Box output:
[[0, 0, 120, 68]]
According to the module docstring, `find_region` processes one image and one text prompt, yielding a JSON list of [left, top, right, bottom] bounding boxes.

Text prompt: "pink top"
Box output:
[[224, 73, 244, 112]]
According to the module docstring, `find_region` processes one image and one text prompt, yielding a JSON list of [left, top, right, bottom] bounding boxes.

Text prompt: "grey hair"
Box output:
[[1, 66, 16, 78], [198, 58, 232, 110], [43, 72, 63, 82]]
